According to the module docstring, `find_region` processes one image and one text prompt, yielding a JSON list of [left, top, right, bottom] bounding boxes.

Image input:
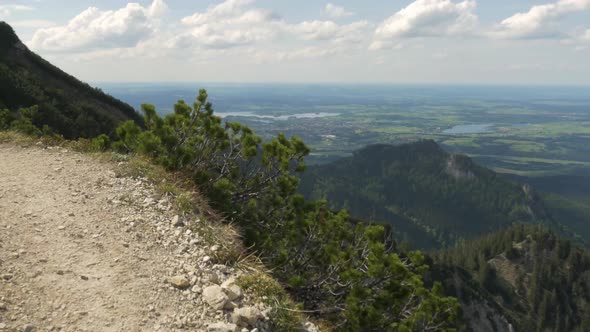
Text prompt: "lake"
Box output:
[[216, 112, 340, 121], [443, 124, 495, 134]]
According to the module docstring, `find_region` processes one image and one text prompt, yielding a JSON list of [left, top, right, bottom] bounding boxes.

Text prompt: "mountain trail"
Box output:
[[0, 143, 272, 332]]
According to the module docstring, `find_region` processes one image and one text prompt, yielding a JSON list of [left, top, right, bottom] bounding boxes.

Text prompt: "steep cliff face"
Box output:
[[446, 154, 476, 180], [437, 225, 590, 332], [0, 22, 142, 138], [461, 298, 514, 332], [522, 184, 551, 221], [431, 266, 514, 332]]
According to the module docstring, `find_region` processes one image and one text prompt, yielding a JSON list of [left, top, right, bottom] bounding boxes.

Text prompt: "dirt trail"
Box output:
[[0, 144, 242, 332]]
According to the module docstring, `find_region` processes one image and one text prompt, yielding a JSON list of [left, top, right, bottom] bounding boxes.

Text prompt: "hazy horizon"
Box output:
[[94, 81, 590, 87]]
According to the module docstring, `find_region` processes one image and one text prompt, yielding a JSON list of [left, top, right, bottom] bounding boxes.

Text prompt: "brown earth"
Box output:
[[0, 143, 263, 332]]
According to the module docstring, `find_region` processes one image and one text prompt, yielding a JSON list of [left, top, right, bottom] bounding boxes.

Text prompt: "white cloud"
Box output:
[[0, 4, 33, 18], [178, 0, 369, 49], [290, 20, 369, 43], [370, 0, 478, 50], [324, 3, 354, 19], [148, 0, 168, 17], [491, 0, 590, 39], [29, 0, 167, 52], [178, 0, 282, 48]]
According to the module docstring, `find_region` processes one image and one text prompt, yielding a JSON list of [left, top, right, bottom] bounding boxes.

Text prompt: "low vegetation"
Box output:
[[436, 225, 590, 332], [106, 90, 460, 331], [0, 90, 461, 330]]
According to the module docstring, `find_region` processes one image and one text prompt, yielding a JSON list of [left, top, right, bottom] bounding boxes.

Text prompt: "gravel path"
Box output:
[[0, 144, 268, 332]]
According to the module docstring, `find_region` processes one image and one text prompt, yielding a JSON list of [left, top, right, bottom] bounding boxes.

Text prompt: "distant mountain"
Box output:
[[0, 22, 142, 138], [299, 140, 555, 248], [434, 224, 590, 332]]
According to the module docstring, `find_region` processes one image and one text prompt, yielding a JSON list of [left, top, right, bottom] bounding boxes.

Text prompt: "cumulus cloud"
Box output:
[[0, 4, 33, 18], [29, 0, 167, 52], [324, 3, 354, 19], [178, 0, 369, 49], [178, 0, 281, 48], [491, 0, 590, 39], [370, 0, 478, 50], [290, 20, 369, 43]]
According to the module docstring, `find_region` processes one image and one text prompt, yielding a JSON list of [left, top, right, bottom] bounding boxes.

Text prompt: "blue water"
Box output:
[[443, 124, 495, 134], [216, 111, 340, 120]]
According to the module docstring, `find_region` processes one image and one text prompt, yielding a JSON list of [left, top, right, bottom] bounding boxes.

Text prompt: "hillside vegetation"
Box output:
[[99, 91, 462, 331], [0, 22, 142, 138], [436, 225, 590, 332], [299, 141, 554, 248]]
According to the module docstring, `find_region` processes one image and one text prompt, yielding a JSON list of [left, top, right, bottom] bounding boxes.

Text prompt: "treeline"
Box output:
[[298, 142, 546, 249], [436, 224, 590, 332], [69, 90, 459, 331]]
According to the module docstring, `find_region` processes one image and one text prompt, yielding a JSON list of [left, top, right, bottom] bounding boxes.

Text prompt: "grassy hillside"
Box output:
[[299, 140, 554, 248], [0, 22, 142, 138]]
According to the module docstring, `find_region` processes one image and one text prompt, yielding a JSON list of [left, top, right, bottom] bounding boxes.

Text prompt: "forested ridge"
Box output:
[[299, 141, 555, 249], [0, 22, 142, 139]]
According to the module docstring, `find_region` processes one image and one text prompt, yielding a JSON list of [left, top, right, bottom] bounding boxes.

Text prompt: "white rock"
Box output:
[[171, 215, 184, 227], [225, 284, 242, 301], [304, 322, 320, 332], [168, 276, 191, 289], [231, 307, 263, 327], [203, 285, 229, 310], [221, 279, 243, 301], [213, 264, 228, 273], [224, 301, 238, 310], [207, 322, 238, 332], [208, 272, 220, 285]]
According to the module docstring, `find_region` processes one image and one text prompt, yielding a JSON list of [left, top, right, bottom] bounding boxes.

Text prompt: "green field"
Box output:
[[229, 97, 590, 179]]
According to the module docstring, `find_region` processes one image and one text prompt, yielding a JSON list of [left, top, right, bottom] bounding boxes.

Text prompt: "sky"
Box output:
[[1, 0, 590, 84]]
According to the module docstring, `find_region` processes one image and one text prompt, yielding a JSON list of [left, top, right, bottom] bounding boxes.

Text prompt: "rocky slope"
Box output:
[[0, 142, 309, 332]]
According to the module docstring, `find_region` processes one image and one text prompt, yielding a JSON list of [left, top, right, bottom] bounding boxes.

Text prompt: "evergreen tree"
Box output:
[[108, 90, 460, 331]]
